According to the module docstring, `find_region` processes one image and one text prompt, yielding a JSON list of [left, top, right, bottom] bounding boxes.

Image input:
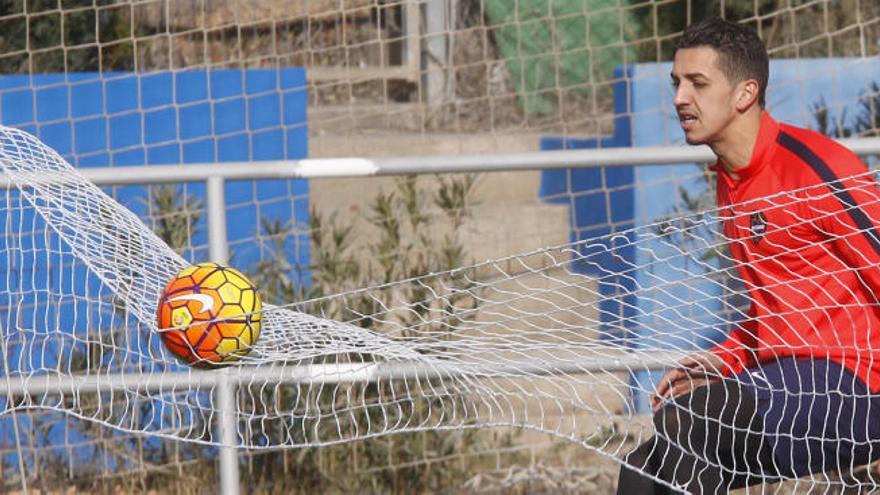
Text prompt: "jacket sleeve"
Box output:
[[709, 311, 758, 376], [810, 162, 880, 300]]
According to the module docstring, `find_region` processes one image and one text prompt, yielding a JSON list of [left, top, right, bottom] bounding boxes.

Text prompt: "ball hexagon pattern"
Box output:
[[156, 262, 262, 366]]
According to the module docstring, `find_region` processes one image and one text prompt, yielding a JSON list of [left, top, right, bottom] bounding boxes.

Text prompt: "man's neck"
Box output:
[[710, 109, 763, 178]]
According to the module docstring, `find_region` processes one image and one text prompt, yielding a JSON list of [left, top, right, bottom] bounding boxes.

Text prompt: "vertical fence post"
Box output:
[[424, 0, 450, 106], [403, 0, 421, 81], [206, 176, 240, 495]]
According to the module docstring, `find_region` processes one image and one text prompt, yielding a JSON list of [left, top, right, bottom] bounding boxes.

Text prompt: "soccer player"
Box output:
[[617, 16, 880, 494]]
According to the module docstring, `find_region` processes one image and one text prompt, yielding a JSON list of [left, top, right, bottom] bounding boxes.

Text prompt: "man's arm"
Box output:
[[777, 130, 880, 292], [651, 311, 758, 412], [707, 316, 759, 377], [811, 167, 880, 296]]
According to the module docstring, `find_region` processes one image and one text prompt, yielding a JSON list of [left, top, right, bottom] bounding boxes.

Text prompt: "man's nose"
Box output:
[[673, 85, 690, 107]]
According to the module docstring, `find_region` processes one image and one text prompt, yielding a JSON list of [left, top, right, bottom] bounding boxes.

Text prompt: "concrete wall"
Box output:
[[309, 133, 571, 273]]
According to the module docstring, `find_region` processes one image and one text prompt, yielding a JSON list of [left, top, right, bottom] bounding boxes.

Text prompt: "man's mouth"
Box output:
[[679, 112, 698, 130]]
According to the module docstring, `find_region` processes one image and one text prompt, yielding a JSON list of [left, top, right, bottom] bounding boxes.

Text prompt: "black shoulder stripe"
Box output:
[[777, 130, 880, 257]]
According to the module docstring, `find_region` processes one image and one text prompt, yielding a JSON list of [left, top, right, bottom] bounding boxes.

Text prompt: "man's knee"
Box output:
[[652, 382, 740, 463], [653, 398, 697, 449], [623, 437, 656, 470]]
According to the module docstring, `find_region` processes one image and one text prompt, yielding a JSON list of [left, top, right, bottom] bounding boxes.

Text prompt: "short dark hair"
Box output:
[[676, 17, 769, 107]]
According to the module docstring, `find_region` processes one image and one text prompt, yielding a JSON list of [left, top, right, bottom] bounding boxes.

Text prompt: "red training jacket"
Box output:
[[709, 112, 880, 392]]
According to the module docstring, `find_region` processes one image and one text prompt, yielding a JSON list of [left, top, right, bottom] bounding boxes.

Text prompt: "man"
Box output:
[[617, 16, 880, 494]]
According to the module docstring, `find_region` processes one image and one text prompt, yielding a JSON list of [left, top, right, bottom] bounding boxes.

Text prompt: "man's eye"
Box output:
[[671, 80, 680, 88], [693, 82, 707, 88]]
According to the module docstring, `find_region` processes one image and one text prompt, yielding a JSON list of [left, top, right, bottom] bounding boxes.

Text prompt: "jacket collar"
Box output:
[[710, 111, 780, 186]]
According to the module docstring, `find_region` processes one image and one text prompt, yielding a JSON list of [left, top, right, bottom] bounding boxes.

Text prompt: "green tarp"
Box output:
[[485, 0, 635, 115]]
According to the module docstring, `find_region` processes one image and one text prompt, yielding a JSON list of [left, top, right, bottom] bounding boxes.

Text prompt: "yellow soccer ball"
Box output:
[[157, 262, 262, 366]]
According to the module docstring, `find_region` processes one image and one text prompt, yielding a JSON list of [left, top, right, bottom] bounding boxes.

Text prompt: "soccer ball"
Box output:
[[157, 262, 262, 366]]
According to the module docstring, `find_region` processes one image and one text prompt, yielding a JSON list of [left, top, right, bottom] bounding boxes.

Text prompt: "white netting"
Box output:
[[5, 124, 880, 493], [1, 0, 880, 492], [1, 1, 878, 150]]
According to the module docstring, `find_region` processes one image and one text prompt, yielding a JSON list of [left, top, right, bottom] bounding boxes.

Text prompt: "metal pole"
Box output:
[[424, 0, 449, 106], [3, 138, 880, 186], [7, 147, 707, 183], [206, 176, 240, 495], [0, 350, 688, 396], [403, 0, 421, 81]]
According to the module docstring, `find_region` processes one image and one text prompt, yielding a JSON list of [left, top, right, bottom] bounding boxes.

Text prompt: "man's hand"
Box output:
[[651, 352, 727, 413]]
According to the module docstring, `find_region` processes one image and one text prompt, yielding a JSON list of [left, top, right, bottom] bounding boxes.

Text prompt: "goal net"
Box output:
[[4, 122, 880, 493], [1, 0, 880, 493]]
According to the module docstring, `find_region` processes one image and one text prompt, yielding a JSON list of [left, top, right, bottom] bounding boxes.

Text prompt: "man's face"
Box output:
[[671, 47, 738, 145]]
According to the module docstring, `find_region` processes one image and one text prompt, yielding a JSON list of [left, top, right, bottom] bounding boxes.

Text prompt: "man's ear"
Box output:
[[735, 79, 760, 112]]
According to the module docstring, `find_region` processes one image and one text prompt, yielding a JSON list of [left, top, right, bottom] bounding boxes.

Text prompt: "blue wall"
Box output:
[[539, 66, 636, 341], [0, 67, 310, 375], [0, 68, 311, 472], [0, 68, 310, 275]]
